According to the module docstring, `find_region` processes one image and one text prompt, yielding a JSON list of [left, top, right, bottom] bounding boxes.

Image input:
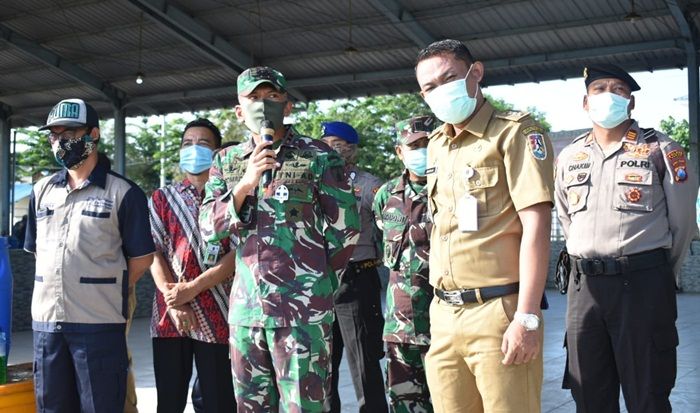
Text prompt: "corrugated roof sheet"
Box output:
[[0, 0, 697, 125]]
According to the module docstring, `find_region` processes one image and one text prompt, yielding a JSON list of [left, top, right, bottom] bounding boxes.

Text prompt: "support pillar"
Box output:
[[688, 43, 699, 174], [113, 106, 126, 176], [0, 108, 11, 236]]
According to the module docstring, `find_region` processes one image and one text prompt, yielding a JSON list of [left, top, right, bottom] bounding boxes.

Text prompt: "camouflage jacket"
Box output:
[[373, 171, 433, 345], [199, 126, 360, 328]]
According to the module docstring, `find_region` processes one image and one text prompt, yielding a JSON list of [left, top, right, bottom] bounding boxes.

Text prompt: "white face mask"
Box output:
[[587, 92, 631, 129], [424, 65, 477, 125]]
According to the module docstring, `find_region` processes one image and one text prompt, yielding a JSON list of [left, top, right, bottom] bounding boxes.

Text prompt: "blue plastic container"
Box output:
[[0, 237, 12, 358]]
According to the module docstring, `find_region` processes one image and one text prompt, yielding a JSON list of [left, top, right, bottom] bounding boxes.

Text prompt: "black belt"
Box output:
[[573, 248, 668, 276], [348, 259, 382, 270], [435, 282, 519, 306]]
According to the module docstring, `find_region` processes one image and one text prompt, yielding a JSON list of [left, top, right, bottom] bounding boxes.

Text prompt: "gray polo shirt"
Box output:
[[25, 154, 155, 332]]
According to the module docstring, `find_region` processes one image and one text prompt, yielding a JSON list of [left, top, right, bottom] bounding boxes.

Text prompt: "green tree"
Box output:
[[201, 108, 249, 144], [293, 94, 431, 180], [293, 93, 551, 180], [659, 116, 690, 152], [15, 128, 59, 181]]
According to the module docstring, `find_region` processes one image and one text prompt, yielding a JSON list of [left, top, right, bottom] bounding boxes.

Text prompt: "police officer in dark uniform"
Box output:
[[321, 121, 388, 413], [555, 64, 698, 413]]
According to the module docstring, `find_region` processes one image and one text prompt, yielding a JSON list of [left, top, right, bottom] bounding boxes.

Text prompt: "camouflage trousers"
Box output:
[[230, 323, 333, 413], [386, 342, 433, 413]]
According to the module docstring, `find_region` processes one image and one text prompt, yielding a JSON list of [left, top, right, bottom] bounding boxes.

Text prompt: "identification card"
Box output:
[[204, 243, 221, 266], [457, 194, 478, 232]]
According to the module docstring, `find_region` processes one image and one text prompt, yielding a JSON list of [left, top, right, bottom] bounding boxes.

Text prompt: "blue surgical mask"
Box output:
[[587, 92, 631, 129], [424, 65, 477, 124], [402, 147, 428, 176], [179, 145, 213, 174]]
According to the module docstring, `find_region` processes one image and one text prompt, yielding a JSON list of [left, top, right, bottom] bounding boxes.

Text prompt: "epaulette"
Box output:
[[494, 110, 530, 122], [641, 127, 658, 143], [571, 130, 591, 143], [427, 127, 442, 140]]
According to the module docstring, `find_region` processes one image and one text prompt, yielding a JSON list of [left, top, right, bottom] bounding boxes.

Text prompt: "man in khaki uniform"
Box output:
[[555, 64, 698, 413], [415, 39, 554, 413]]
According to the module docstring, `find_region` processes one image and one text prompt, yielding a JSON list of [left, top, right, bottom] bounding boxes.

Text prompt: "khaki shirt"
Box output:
[[427, 101, 555, 290], [554, 122, 699, 277], [24, 155, 154, 332]]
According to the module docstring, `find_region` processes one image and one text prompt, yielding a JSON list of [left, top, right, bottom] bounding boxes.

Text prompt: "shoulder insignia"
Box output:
[[522, 125, 547, 160], [641, 128, 658, 143], [495, 110, 530, 122], [572, 131, 591, 143], [663, 145, 689, 183]]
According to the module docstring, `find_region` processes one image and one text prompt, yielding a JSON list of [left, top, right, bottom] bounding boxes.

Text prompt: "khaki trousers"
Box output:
[[425, 293, 543, 413]]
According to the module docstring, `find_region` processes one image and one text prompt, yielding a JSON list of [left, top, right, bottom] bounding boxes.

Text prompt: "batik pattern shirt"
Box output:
[[199, 127, 360, 328], [149, 180, 232, 343], [373, 171, 433, 345]]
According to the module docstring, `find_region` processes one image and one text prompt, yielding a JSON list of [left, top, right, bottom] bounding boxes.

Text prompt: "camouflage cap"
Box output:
[[395, 115, 437, 145], [237, 66, 287, 95]]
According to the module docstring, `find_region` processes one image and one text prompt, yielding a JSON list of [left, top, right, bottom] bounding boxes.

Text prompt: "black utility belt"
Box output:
[[348, 259, 382, 270], [572, 248, 668, 276], [435, 282, 519, 306]]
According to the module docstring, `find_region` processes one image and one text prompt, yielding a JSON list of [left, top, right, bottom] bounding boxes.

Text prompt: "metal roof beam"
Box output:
[[0, 23, 126, 106], [125, 0, 252, 73], [125, 0, 307, 102], [118, 37, 687, 106], [367, 0, 435, 47], [665, 0, 696, 41]]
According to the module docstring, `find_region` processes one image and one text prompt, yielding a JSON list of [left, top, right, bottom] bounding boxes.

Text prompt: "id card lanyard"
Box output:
[[456, 166, 478, 232]]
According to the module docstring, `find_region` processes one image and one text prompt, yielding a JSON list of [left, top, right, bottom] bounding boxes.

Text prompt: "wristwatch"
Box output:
[[514, 312, 540, 331]]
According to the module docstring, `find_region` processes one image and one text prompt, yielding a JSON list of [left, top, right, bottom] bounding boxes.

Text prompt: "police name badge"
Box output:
[[457, 194, 478, 232], [204, 243, 220, 266]]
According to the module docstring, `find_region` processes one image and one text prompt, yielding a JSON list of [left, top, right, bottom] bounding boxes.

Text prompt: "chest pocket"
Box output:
[[382, 220, 407, 270], [275, 180, 314, 228], [563, 169, 591, 215], [614, 167, 654, 212], [466, 166, 500, 217]]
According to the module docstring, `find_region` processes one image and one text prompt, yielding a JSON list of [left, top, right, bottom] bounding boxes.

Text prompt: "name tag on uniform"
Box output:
[[425, 166, 437, 175], [457, 194, 478, 232]]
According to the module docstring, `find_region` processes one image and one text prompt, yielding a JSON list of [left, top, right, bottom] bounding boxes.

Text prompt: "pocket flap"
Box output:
[[616, 168, 653, 185], [652, 327, 679, 351], [468, 166, 498, 189]]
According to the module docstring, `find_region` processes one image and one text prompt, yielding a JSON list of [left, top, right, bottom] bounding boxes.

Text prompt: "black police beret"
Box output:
[[583, 63, 641, 91]]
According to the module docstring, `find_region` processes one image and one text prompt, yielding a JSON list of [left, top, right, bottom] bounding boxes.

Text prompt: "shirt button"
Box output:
[[443, 270, 449, 276], [450, 144, 457, 149], [447, 173, 453, 179], [441, 235, 448, 241], [448, 206, 453, 211], [475, 180, 482, 186], [56, 324, 62, 331]]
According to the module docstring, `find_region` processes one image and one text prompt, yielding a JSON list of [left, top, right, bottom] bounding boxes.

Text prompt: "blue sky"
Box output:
[[484, 68, 690, 132]]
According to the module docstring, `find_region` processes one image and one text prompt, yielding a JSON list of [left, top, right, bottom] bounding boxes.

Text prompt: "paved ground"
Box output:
[[8, 290, 700, 412]]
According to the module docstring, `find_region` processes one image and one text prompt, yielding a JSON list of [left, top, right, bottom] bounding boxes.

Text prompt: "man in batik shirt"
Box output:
[[149, 118, 235, 412], [373, 116, 436, 413], [199, 66, 360, 412]]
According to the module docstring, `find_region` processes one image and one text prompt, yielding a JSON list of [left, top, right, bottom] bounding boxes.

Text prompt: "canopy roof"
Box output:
[[0, 0, 698, 126]]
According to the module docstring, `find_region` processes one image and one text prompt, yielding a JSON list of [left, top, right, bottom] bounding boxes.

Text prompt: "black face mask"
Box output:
[[52, 133, 96, 170]]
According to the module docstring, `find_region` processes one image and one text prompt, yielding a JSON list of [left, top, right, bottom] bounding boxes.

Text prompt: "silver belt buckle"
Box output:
[[441, 290, 464, 306]]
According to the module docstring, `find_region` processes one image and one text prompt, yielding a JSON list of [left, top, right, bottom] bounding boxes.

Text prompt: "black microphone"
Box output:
[[260, 120, 275, 188]]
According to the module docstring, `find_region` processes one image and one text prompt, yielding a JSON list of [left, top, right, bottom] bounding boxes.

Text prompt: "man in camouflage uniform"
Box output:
[[320, 121, 387, 413], [373, 116, 437, 413], [199, 66, 360, 412]]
